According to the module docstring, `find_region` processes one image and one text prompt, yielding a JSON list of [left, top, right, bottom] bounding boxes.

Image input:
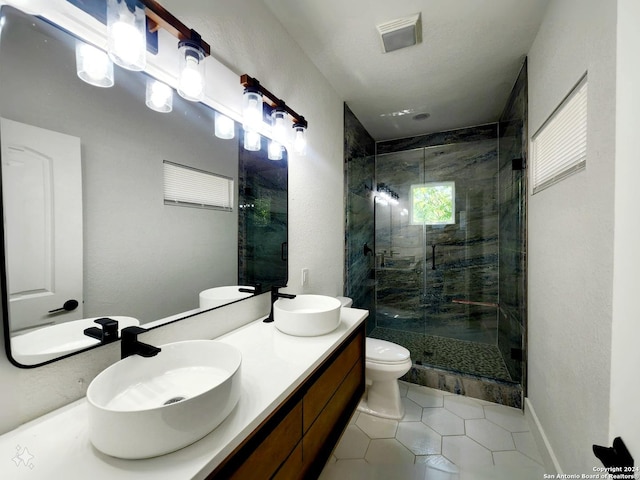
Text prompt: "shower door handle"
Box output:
[[431, 244, 436, 270]]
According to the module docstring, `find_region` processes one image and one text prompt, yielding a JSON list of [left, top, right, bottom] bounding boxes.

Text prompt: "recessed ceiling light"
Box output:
[[413, 113, 431, 121], [380, 108, 415, 118], [376, 13, 422, 54]]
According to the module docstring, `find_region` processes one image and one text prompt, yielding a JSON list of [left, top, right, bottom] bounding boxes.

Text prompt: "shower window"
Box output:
[[410, 181, 455, 225]]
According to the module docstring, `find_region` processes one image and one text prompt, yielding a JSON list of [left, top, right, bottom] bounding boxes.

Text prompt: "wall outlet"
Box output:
[[301, 268, 309, 287]]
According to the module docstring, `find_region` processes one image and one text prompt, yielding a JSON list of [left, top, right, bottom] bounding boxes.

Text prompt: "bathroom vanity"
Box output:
[[0, 308, 367, 480]]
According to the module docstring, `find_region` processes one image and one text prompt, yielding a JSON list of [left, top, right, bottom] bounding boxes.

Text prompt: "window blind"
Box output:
[[163, 160, 233, 211], [531, 75, 588, 194]]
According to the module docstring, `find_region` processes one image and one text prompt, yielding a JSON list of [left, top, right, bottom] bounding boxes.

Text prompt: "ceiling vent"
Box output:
[[376, 13, 422, 53]]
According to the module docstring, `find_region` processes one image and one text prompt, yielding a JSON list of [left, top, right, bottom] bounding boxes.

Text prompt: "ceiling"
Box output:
[[263, 0, 550, 141]]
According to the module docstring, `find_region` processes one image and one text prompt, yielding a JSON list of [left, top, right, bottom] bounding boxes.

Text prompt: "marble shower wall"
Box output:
[[497, 61, 528, 384], [375, 125, 501, 346], [344, 104, 376, 333]]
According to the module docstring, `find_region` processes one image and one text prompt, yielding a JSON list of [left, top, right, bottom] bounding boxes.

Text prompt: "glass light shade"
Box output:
[[293, 124, 307, 156], [242, 89, 263, 131], [214, 111, 235, 139], [75, 41, 114, 88], [243, 130, 261, 151], [271, 108, 288, 144], [107, 0, 146, 71], [145, 79, 173, 113], [177, 44, 205, 101], [268, 140, 283, 161]]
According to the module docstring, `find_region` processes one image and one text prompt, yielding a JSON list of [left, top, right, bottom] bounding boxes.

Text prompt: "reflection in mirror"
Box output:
[[0, 6, 287, 366], [238, 134, 288, 289]]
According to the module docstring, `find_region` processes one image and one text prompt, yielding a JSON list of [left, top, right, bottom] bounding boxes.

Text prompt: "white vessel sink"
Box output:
[[86, 340, 242, 459], [199, 285, 254, 310], [11, 316, 139, 364], [274, 294, 341, 336]]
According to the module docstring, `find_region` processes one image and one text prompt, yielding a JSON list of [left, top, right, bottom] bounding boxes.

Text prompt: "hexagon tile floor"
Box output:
[[319, 382, 546, 480]]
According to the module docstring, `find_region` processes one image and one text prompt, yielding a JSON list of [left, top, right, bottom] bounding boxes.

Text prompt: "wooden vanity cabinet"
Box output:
[[207, 323, 365, 480]]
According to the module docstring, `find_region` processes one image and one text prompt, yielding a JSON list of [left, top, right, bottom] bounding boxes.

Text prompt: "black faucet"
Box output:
[[239, 283, 262, 295], [120, 326, 161, 359], [84, 317, 119, 344], [264, 286, 296, 323]]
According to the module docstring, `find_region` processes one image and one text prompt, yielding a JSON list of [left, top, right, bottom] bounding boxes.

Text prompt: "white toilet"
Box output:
[[335, 296, 412, 419], [358, 337, 412, 420], [336, 296, 353, 308]]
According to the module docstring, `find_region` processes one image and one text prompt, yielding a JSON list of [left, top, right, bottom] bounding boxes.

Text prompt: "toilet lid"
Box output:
[[366, 338, 410, 364]]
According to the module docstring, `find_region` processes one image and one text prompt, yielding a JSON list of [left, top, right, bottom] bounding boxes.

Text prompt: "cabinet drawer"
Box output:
[[227, 402, 302, 480], [303, 329, 363, 431], [272, 443, 303, 480], [302, 359, 363, 463]]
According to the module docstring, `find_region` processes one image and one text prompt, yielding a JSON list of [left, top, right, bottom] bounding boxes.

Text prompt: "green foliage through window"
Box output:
[[411, 182, 455, 225]]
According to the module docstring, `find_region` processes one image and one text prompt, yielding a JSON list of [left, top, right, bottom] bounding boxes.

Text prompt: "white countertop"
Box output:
[[0, 308, 368, 479]]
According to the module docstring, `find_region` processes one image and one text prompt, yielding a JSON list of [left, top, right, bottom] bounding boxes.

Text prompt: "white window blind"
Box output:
[[531, 75, 588, 194], [163, 160, 233, 211]]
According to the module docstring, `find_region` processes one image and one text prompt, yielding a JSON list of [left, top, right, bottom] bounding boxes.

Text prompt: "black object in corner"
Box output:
[[593, 437, 634, 479]]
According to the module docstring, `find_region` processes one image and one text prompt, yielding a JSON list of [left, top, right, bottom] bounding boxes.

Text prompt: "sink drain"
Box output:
[[163, 396, 186, 406]]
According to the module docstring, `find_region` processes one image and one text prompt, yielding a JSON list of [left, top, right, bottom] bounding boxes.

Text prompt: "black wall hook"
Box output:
[[593, 437, 634, 479]]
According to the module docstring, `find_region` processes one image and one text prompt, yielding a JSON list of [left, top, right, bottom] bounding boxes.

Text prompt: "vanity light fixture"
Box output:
[[241, 74, 309, 156], [271, 106, 289, 144], [268, 140, 283, 161], [71, 0, 214, 101], [145, 78, 173, 112], [376, 183, 400, 205], [75, 41, 114, 88], [244, 130, 261, 152], [177, 31, 206, 101], [292, 121, 307, 156], [107, 0, 147, 71], [242, 86, 264, 132], [214, 111, 235, 139]]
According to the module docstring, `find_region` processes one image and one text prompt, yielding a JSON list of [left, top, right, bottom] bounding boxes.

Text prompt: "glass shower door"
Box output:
[[419, 141, 510, 381], [373, 148, 427, 351], [373, 137, 517, 384]]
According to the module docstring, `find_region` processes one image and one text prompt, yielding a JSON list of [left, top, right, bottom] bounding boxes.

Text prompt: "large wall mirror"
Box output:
[[0, 6, 288, 367]]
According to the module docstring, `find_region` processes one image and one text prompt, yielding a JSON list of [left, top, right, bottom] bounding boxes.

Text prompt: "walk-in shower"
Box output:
[[344, 63, 527, 407]]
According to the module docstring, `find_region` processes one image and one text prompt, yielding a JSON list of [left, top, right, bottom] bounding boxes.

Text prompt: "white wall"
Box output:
[[0, 0, 344, 433], [610, 0, 640, 460], [527, 0, 617, 473]]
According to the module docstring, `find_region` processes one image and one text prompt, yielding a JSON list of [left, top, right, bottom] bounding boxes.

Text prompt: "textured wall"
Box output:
[[527, 0, 616, 472], [610, 0, 640, 461]]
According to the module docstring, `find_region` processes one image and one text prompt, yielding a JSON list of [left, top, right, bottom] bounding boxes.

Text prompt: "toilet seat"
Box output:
[[366, 338, 410, 365]]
